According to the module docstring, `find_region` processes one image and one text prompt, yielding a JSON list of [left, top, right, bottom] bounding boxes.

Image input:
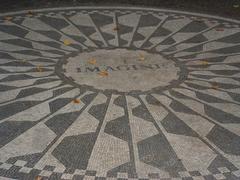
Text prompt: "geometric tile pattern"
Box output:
[[0, 7, 239, 180]]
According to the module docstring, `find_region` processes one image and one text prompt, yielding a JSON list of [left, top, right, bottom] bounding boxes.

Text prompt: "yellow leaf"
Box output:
[[64, 39, 72, 46], [139, 53, 145, 61], [88, 58, 97, 65], [98, 71, 108, 77], [200, 60, 209, 65]]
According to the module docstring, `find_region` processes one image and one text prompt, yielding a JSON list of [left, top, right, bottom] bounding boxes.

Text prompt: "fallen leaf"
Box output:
[[98, 71, 108, 77], [35, 176, 42, 180], [88, 58, 96, 65], [27, 10, 34, 16], [36, 65, 43, 72], [113, 26, 119, 31], [139, 53, 145, 61], [211, 83, 219, 90], [63, 39, 72, 46], [72, 99, 81, 104], [200, 60, 209, 65], [4, 16, 12, 21]]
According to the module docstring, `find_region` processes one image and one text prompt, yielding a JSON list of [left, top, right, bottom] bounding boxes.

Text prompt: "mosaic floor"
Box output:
[[0, 6, 240, 180]]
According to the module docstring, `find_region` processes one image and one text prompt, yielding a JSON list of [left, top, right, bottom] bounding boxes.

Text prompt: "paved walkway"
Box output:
[[0, 6, 239, 180]]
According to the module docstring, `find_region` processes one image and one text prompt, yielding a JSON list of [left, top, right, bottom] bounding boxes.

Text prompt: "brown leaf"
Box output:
[[35, 176, 43, 180], [36, 65, 43, 72], [27, 10, 34, 16], [73, 99, 81, 104], [28, 10, 33, 14], [4, 16, 12, 21], [211, 83, 219, 90], [113, 26, 119, 31]]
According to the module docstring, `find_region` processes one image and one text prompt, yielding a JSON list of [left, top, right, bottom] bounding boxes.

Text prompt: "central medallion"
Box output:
[[60, 49, 184, 94]]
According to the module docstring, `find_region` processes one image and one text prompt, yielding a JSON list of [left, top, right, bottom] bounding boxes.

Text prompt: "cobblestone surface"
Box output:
[[0, 4, 239, 180]]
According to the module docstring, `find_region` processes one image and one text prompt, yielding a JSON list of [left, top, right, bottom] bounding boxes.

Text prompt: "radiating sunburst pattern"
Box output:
[[0, 7, 240, 180]]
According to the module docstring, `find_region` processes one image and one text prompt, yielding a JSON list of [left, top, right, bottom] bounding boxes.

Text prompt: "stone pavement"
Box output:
[[0, 6, 239, 180], [1, 0, 240, 21]]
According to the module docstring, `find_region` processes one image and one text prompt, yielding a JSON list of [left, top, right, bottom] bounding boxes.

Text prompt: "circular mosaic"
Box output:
[[0, 6, 240, 180], [58, 48, 183, 94]]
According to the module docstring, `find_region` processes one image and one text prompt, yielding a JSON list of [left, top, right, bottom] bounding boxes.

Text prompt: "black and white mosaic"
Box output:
[[0, 7, 239, 180]]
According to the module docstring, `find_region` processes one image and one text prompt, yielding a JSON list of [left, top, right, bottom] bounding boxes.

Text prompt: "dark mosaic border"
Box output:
[[1, 7, 240, 25], [0, 160, 240, 180], [1, 0, 240, 21]]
